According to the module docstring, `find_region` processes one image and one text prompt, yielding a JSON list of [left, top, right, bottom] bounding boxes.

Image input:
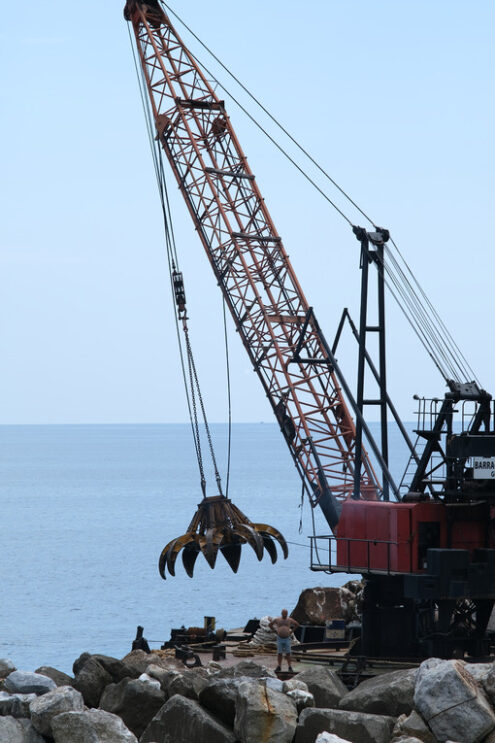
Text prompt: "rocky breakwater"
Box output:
[[3, 652, 495, 742]]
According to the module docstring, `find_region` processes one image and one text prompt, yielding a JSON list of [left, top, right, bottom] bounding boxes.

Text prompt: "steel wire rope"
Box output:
[[222, 298, 232, 498], [157, 4, 480, 387], [128, 26, 225, 496], [383, 248, 466, 382]]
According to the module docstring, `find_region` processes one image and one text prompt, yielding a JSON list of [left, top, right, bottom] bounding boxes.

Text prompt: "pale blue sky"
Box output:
[[1, 1, 494, 423]]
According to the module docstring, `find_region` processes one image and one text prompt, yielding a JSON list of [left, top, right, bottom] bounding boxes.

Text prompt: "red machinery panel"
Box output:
[[336, 501, 449, 574]]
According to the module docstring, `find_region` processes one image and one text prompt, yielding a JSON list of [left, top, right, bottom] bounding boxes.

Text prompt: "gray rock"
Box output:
[[0, 692, 36, 719], [35, 665, 74, 687], [315, 734, 352, 743], [99, 677, 166, 738], [145, 664, 174, 690], [0, 716, 45, 742], [294, 707, 395, 743], [0, 660, 16, 678], [51, 709, 138, 742], [140, 693, 236, 743], [138, 673, 161, 689], [463, 662, 494, 683], [293, 667, 348, 708], [392, 710, 437, 743], [392, 738, 425, 743], [168, 669, 209, 700], [121, 650, 171, 676], [234, 679, 297, 743], [4, 671, 56, 696], [91, 654, 139, 682], [72, 652, 92, 676], [414, 658, 495, 743], [264, 676, 284, 692], [282, 679, 309, 693], [199, 677, 245, 728], [71, 657, 113, 707], [216, 660, 276, 680], [286, 688, 315, 713], [482, 664, 495, 706], [29, 685, 84, 737], [339, 668, 417, 717]]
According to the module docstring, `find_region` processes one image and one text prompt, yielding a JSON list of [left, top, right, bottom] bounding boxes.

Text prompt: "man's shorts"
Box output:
[[277, 636, 291, 654]]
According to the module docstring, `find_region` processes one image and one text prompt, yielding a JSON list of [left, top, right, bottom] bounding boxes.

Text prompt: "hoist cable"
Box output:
[[161, 1, 376, 229], [128, 27, 226, 492], [223, 298, 232, 498]]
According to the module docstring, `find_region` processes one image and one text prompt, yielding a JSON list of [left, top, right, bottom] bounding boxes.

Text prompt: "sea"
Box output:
[[0, 422, 415, 674]]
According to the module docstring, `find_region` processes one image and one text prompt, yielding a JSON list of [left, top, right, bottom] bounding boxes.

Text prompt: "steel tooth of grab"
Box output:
[[182, 541, 200, 577], [220, 537, 242, 573], [259, 533, 278, 564], [252, 523, 289, 560], [234, 523, 264, 561], [200, 527, 223, 570], [159, 534, 187, 579], [167, 532, 196, 575]]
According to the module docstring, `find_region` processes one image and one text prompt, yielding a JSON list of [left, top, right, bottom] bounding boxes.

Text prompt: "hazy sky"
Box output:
[[2, 1, 494, 424]]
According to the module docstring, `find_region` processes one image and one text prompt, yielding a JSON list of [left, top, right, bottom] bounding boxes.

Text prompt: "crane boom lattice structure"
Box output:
[[125, 0, 380, 526]]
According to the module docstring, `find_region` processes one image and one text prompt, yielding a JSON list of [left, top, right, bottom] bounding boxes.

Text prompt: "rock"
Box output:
[[0, 692, 36, 718], [265, 677, 284, 692], [294, 707, 395, 743], [414, 658, 495, 743], [392, 738, 425, 743], [199, 677, 248, 728], [234, 679, 298, 743], [72, 652, 92, 676], [339, 668, 417, 717], [71, 657, 113, 707], [140, 693, 236, 743], [315, 734, 352, 743], [0, 660, 16, 678], [120, 649, 172, 676], [38, 667, 73, 689], [145, 664, 173, 689], [4, 671, 56, 696], [91, 654, 139, 682], [138, 672, 161, 689], [52, 709, 138, 742], [482, 664, 495, 706], [35, 666, 74, 687], [463, 663, 494, 683], [293, 667, 348, 708], [0, 717, 45, 742], [291, 586, 356, 625], [286, 688, 315, 713], [99, 677, 166, 738], [392, 710, 437, 743], [168, 668, 210, 700], [217, 659, 276, 680], [283, 679, 309, 693], [29, 685, 84, 737]]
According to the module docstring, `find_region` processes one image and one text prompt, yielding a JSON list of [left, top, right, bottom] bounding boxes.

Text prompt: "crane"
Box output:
[[124, 0, 495, 659]]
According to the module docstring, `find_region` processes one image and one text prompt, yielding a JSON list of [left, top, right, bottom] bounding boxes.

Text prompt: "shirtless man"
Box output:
[[269, 609, 299, 672]]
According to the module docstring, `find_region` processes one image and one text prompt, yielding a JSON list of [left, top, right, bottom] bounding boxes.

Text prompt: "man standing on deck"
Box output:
[[269, 609, 299, 672]]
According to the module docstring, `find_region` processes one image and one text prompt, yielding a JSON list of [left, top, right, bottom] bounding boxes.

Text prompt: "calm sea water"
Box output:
[[0, 422, 414, 674]]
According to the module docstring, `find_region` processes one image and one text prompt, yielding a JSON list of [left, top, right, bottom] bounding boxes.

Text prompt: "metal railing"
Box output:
[[309, 534, 400, 575]]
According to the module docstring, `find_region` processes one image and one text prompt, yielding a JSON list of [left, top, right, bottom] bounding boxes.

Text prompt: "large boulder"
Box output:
[[71, 657, 113, 707], [216, 660, 276, 680], [293, 667, 347, 708], [4, 671, 56, 696], [234, 679, 298, 743], [140, 694, 236, 743], [0, 716, 45, 742], [51, 709, 138, 742], [120, 649, 174, 676], [481, 664, 495, 706], [73, 653, 137, 683], [35, 666, 73, 687], [339, 668, 417, 717], [291, 586, 355, 625], [168, 668, 210, 700], [199, 677, 246, 727], [286, 688, 315, 714], [0, 660, 16, 678], [392, 710, 437, 743], [294, 707, 395, 743], [315, 734, 353, 743], [0, 692, 36, 718], [99, 677, 166, 738], [414, 658, 495, 743], [29, 685, 84, 737]]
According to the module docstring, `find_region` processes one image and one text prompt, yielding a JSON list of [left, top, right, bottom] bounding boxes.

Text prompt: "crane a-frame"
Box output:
[[125, 0, 495, 659]]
